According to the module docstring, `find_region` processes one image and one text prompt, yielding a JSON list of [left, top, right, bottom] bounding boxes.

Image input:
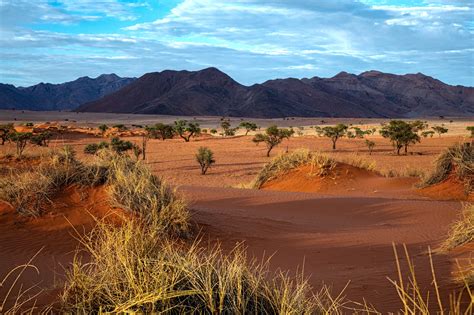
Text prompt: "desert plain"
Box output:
[[0, 109, 473, 313]]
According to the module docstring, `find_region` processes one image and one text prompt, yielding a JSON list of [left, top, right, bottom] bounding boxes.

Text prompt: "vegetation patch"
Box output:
[[421, 143, 473, 193], [61, 220, 317, 314], [252, 149, 336, 189], [441, 204, 473, 251]]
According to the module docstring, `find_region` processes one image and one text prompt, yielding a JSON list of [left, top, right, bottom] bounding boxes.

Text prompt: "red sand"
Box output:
[[0, 186, 126, 311], [261, 163, 420, 198], [182, 185, 467, 312]]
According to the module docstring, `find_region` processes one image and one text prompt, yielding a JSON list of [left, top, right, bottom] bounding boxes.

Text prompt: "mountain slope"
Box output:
[[0, 74, 136, 110], [78, 68, 474, 118]]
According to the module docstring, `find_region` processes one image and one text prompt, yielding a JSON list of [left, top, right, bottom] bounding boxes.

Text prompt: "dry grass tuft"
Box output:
[[106, 153, 189, 237], [61, 219, 318, 314], [441, 204, 473, 251], [252, 149, 336, 189], [0, 146, 108, 216], [389, 244, 472, 314], [422, 143, 473, 193]]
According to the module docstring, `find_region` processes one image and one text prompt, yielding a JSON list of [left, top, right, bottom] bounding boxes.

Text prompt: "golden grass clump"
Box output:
[[61, 219, 317, 314], [0, 146, 108, 216], [252, 149, 336, 189], [422, 143, 473, 193], [106, 153, 189, 237], [390, 244, 472, 314], [441, 204, 473, 251]]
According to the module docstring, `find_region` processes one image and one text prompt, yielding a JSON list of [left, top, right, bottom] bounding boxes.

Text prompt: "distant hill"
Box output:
[[0, 74, 136, 110], [78, 68, 474, 118]]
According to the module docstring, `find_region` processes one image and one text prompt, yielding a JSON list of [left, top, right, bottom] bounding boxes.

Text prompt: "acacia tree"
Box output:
[[30, 131, 52, 147], [380, 120, 420, 155], [432, 125, 448, 137], [0, 123, 14, 145], [220, 119, 238, 137], [195, 147, 215, 175], [174, 120, 201, 142], [9, 132, 32, 157], [322, 124, 348, 150], [239, 121, 258, 136], [150, 123, 175, 140], [252, 125, 294, 157]]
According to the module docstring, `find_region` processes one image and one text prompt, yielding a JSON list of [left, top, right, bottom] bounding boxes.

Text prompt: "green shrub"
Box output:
[[195, 147, 215, 175]]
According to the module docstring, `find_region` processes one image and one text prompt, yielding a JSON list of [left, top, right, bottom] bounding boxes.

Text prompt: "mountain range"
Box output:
[[2, 68, 473, 117], [0, 74, 136, 111]]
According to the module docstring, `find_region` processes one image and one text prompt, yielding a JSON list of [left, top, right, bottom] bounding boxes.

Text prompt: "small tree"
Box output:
[[380, 120, 420, 155], [0, 123, 14, 145], [220, 119, 238, 137], [149, 123, 175, 141], [432, 125, 448, 137], [195, 147, 215, 175], [210, 129, 217, 135], [239, 121, 258, 136], [30, 131, 52, 147], [110, 137, 133, 154], [421, 130, 435, 138], [84, 142, 109, 155], [365, 139, 375, 155], [467, 126, 474, 138], [9, 132, 32, 157], [174, 120, 201, 142], [322, 124, 348, 150], [252, 125, 294, 157], [98, 124, 108, 135]]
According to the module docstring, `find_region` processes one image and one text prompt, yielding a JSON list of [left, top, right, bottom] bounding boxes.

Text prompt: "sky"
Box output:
[[0, 0, 473, 87]]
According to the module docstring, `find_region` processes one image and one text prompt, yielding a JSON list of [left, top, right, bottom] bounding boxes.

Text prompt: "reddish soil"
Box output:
[[418, 173, 473, 201], [0, 131, 472, 312], [261, 163, 420, 198], [183, 186, 468, 313], [0, 186, 126, 311]]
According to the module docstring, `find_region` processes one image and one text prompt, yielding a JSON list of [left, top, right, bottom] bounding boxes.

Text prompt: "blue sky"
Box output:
[[0, 0, 473, 86]]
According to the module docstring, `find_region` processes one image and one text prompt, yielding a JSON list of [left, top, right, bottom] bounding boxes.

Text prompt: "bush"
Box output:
[[252, 149, 336, 188], [61, 220, 316, 314], [98, 124, 108, 134], [195, 147, 215, 175], [84, 142, 109, 155], [110, 137, 133, 154], [441, 204, 473, 251], [365, 139, 375, 155], [422, 143, 473, 193], [112, 124, 128, 132], [106, 155, 189, 236], [30, 131, 52, 147]]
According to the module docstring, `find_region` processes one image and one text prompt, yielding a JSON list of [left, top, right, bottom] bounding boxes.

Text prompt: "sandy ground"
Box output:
[[0, 119, 473, 312]]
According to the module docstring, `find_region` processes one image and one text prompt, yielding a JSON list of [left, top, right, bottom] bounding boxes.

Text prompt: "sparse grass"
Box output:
[[252, 149, 336, 188], [422, 143, 473, 193], [61, 219, 318, 314], [338, 155, 377, 173], [0, 146, 108, 216], [441, 204, 473, 251], [106, 153, 189, 237], [389, 244, 472, 314]]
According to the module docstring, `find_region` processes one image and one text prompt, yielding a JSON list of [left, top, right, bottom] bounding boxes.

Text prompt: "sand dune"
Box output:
[[181, 185, 466, 312]]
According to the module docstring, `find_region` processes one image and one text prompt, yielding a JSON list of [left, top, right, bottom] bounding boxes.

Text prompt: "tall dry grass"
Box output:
[[0, 146, 108, 216], [389, 244, 472, 314], [441, 204, 474, 251], [61, 219, 319, 314], [252, 149, 336, 188], [422, 143, 473, 193], [105, 153, 189, 237]]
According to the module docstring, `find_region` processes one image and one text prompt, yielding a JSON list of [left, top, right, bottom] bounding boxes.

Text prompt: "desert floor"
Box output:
[[0, 114, 473, 312]]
